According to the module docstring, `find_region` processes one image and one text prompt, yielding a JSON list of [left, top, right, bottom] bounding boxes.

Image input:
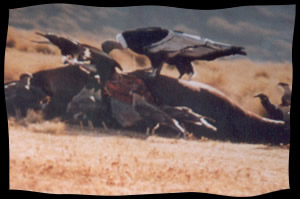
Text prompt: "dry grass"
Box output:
[[6, 27, 291, 196], [8, 110, 66, 135]]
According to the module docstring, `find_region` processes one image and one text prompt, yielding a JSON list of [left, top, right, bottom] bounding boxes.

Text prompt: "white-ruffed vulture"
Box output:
[[277, 82, 291, 130], [278, 82, 291, 106], [115, 27, 247, 78]]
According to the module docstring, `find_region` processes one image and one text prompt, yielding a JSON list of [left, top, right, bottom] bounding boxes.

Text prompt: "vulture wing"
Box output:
[[146, 30, 247, 60], [132, 93, 185, 134], [161, 105, 217, 131]]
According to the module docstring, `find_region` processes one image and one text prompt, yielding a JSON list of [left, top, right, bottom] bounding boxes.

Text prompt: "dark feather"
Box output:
[[117, 27, 246, 78]]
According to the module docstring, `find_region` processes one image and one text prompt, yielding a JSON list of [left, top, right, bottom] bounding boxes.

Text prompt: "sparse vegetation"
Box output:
[[6, 38, 16, 48], [34, 45, 56, 55]]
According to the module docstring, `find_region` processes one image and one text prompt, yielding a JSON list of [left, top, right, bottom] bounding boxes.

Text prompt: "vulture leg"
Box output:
[[88, 120, 94, 130], [148, 63, 164, 77], [187, 73, 194, 81], [144, 66, 155, 72], [147, 53, 165, 77], [146, 127, 150, 135], [151, 123, 160, 135], [102, 121, 108, 130], [187, 62, 196, 81]]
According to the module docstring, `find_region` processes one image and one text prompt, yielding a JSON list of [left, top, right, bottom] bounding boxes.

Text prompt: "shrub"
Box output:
[[6, 39, 16, 48], [35, 45, 56, 55]]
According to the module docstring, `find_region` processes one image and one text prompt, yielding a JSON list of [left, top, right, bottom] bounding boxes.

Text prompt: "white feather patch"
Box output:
[[89, 96, 96, 102], [172, 119, 185, 133], [116, 33, 128, 48]]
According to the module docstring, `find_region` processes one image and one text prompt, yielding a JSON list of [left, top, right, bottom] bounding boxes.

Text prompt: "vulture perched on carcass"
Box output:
[[113, 27, 247, 78], [277, 82, 291, 130], [278, 82, 291, 106], [254, 82, 291, 131], [129, 70, 288, 145], [254, 93, 284, 121], [104, 72, 217, 137], [33, 32, 122, 88]]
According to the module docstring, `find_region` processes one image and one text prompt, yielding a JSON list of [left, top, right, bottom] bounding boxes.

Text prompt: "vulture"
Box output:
[[254, 93, 283, 120], [33, 32, 89, 64], [5, 73, 48, 117], [278, 82, 291, 106], [66, 85, 108, 128], [104, 73, 216, 136], [277, 82, 291, 130], [160, 105, 217, 132], [255, 83, 291, 130], [130, 70, 287, 145], [115, 27, 247, 78], [130, 92, 186, 136], [33, 32, 122, 87]]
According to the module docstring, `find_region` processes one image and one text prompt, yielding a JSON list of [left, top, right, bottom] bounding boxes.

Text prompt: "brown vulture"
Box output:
[[115, 27, 247, 78]]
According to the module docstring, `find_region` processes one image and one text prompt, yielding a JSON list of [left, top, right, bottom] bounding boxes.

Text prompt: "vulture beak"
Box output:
[[31, 40, 51, 44], [254, 94, 261, 98]]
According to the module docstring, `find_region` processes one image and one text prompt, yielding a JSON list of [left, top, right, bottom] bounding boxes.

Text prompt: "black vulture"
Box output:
[[33, 32, 89, 64], [115, 27, 247, 78], [254, 93, 283, 120], [33, 32, 122, 88], [5, 73, 48, 117]]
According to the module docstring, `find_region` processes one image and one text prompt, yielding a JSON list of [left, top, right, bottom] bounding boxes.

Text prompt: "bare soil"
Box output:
[[8, 119, 289, 196]]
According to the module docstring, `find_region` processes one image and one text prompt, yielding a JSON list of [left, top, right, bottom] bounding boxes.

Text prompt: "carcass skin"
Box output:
[[131, 70, 288, 145]]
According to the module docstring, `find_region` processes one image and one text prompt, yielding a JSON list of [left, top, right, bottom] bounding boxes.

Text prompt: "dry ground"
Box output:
[[8, 118, 289, 196], [6, 27, 291, 196]]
